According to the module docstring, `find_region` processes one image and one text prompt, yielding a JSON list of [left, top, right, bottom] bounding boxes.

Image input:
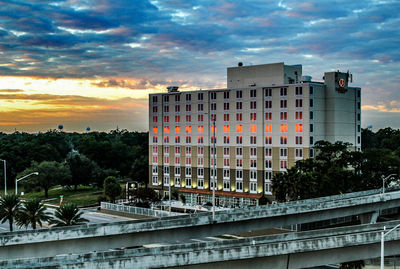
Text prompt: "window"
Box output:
[[250, 89, 257, 98], [185, 177, 192, 188], [163, 175, 169, 186], [198, 114, 203, 122], [185, 147, 192, 155], [295, 86, 303, 95], [250, 136, 257, 144], [211, 103, 216, 110], [163, 95, 169, 102], [197, 157, 204, 166], [265, 182, 271, 194], [265, 88, 272, 97], [310, 86, 313, 95], [223, 125, 230, 133], [280, 100, 287, 108], [310, 136, 314, 145], [296, 136, 303, 145], [310, 124, 313, 132], [152, 96, 158, 103], [280, 112, 287, 121], [164, 105, 169, 113], [236, 90, 242, 99], [198, 103, 203, 111], [197, 178, 204, 188], [310, 99, 313, 107], [186, 136, 191, 144], [153, 136, 158, 144], [185, 94, 191, 101], [152, 165, 158, 175], [280, 148, 288, 157], [185, 126, 192, 133], [224, 91, 229, 99], [175, 177, 180, 187], [250, 169, 257, 179], [197, 168, 204, 178], [236, 158, 243, 168], [175, 105, 180, 112], [250, 112, 257, 121], [236, 113, 242, 121], [224, 136, 230, 144], [153, 116, 157, 123], [223, 169, 230, 179], [236, 136, 243, 144], [198, 125, 204, 133], [280, 124, 287, 133], [198, 93, 203, 100], [265, 124, 272, 133], [175, 95, 180, 102], [223, 147, 230, 156], [265, 171, 272, 180], [357, 90, 360, 98], [164, 166, 170, 174], [296, 124, 303, 133], [211, 92, 216, 100], [236, 124, 243, 133], [265, 100, 272, 109], [185, 167, 192, 176], [357, 102, 361, 110], [358, 125, 361, 132], [250, 101, 257, 109], [309, 111, 313, 120], [250, 124, 257, 133], [153, 106, 157, 113], [211, 136, 217, 144], [223, 180, 230, 191], [236, 147, 242, 156], [265, 136, 272, 144], [224, 103, 230, 110], [295, 99, 303, 108], [198, 146, 204, 155], [152, 155, 158, 163], [164, 146, 170, 154], [265, 112, 272, 121], [175, 115, 180, 122], [236, 170, 243, 180], [175, 136, 180, 143], [250, 182, 257, 193], [358, 113, 361, 121], [198, 136, 204, 144], [152, 146, 158, 154], [265, 160, 272, 169], [250, 147, 257, 157], [175, 166, 181, 176], [186, 115, 191, 122], [164, 136, 170, 143], [236, 102, 242, 110], [152, 176, 158, 185], [265, 148, 272, 157], [185, 157, 191, 165], [175, 146, 180, 155], [280, 160, 287, 169], [280, 87, 287, 96], [295, 148, 303, 158], [296, 111, 303, 120], [224, 114, 230, 121], [153, 126, 158, 133], [164, 116, 169, 123], [280, 136, 287, 144], [236, 180, 243, 192]]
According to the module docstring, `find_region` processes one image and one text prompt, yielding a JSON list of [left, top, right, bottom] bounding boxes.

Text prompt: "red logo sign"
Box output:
[[339, 78, 345, 87]]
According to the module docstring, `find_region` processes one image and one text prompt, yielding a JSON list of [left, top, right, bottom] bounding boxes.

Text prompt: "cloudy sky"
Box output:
[[0, 0, 399, 133]]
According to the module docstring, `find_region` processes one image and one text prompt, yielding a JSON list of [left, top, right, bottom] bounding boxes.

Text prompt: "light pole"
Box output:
[[381, 223, 400, 269], [0, 159, 6, 196], [15, 172, 39, 195], [382, 174, 396, 195]]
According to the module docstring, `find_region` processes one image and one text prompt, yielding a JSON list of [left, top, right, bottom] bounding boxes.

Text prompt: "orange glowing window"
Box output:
[[164, 126, 169, 133], [153, 126, 158, 133], [185, 126, 192, 133], [236, 124, 243, 133], [280, 124, 287, 133], [175, 126, 181, 133], [296, 124, 303, 132], [224, 125, 230, 133], [211, 126, 217, 133], [250, 124, 257, 133], [265, 124, 272, 133], [198, 126, 204, 133]]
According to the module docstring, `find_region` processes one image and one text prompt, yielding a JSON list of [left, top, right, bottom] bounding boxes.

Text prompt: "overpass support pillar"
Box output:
[[359, 211, 379, 224]]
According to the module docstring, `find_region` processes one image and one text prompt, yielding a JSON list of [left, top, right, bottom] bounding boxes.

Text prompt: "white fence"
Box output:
[[100, 202, 182, 218]]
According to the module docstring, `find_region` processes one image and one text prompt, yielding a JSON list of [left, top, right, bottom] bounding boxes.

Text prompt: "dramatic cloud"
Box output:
[[0, 0, 399, 131]]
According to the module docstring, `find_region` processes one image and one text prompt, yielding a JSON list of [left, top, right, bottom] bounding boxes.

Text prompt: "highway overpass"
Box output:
[[0, 188, 398, 261], [2, 220, 400, 268]]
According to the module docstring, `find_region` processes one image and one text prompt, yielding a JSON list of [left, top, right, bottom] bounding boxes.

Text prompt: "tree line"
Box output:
[[0, 130, 148, 197], [272, 127, 400, 202]]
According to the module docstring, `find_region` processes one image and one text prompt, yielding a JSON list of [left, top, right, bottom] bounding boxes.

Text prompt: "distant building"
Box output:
[[148, 62, 361, 207]]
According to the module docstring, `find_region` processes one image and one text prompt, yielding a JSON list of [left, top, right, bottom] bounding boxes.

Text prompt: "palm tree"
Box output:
[[0, 194, 21, 231], [50, 203, 88, 227], [16, 199, 52, 230]]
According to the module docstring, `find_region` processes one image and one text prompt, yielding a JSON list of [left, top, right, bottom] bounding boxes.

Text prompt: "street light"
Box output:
[[381, 223, 400, 269], [15, 172, 39, 195], [0, 159, 6, 195], [382, 174, 396, 195]]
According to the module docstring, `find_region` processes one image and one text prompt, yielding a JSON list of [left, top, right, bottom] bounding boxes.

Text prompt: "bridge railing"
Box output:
[[100, 202, 184, 218]]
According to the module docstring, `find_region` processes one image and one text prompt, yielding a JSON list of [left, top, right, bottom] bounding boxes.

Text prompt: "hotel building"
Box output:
[[148, 62, 361, 206]]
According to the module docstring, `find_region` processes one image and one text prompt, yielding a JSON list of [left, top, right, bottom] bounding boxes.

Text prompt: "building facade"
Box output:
[[148, 62, 361, 207]]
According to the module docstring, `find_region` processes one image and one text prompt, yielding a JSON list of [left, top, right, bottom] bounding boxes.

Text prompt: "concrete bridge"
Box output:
[[0, 188, 398, 261], [2, 220, 400, 268]]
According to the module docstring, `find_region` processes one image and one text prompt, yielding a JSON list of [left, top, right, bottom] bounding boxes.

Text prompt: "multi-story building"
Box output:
[[148, 62, 361, 207]]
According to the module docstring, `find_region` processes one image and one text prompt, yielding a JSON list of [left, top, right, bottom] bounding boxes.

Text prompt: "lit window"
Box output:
[[153, 126, 158, 133], [198, 126, 204, 133], [224, 136, 230, 144], [236, 124, 243, 133], [175, 126, 181, 133], [265, 124, 272, 133], [250, 124, 257, 133], [296, 124, 303, 132], [280, 124, 287, 133], [211, 125, 217, 133], [164, 136, 169, 143], [185, 126, 192, 133]]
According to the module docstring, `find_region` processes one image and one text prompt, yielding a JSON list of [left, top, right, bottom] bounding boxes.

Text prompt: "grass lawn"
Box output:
[[22, 185, 104, 207]]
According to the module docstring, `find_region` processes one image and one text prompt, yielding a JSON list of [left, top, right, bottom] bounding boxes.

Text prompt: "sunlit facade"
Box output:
[[148, 62, 361, 207]]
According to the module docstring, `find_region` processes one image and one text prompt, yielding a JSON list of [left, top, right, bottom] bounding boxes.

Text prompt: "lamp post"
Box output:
[[382, 174, 396, 195], [15, 172, 39, 195], [0, 159, 6, 196], [381, 223, 400, 269]]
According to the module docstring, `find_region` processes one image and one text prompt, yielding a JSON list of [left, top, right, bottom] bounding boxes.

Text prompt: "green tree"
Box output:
[[0, 194, 21, 231], [65, 151, 95, 190], [129, 154, 149, 188], [50, 203, 88, 227], [19, 161, 71, 198], [16, 199, 52, 230], [103, 176, 121, 203]]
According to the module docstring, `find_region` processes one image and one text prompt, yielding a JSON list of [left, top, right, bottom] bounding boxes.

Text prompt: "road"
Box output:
[[0, 207, 133, 232]]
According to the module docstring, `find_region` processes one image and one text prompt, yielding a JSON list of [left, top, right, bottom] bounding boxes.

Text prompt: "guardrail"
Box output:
[[100, 202, 183, 217]]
